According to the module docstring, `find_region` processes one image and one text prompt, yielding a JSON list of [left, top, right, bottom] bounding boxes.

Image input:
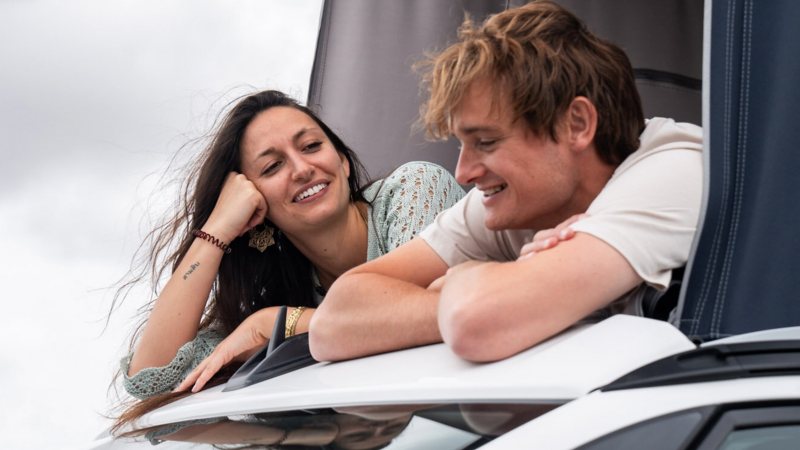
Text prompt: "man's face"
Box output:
[[451, 80, 578, 230]]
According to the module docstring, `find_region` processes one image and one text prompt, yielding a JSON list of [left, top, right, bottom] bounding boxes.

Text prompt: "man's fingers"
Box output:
[[532, 228, 558, 243], [556, 213, 590, 233], [557, 228, 576, 240], [427, 275, 446, 292], [558, 213, 584, 229], [518, 237, 559, 259]]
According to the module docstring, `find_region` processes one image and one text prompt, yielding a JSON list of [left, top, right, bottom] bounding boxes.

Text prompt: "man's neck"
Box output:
[[528, 147, 619, 230], [572, 149, 618, 212]]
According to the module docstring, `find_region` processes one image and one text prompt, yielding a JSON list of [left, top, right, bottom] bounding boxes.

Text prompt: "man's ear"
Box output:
[[565, 96, 597, 153]]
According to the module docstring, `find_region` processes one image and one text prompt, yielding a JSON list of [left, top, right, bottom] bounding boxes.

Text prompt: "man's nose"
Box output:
[[455, 148, 484, 185]]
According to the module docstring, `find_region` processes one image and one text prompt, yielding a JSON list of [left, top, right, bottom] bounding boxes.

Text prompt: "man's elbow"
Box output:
[[308, 310, 335, 361], [439, 293, 514, 362], [308, 292, 345, 361], [308, 273, 358, 362]]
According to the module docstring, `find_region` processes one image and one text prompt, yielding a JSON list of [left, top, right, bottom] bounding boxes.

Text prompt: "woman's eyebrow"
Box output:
[[292, 127, 313, 143], [253, 147, 276, 163], [253, 128, 315, 163]]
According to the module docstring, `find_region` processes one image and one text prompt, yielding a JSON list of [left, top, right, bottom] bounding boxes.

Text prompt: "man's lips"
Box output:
[[480, 184, 508, 197]]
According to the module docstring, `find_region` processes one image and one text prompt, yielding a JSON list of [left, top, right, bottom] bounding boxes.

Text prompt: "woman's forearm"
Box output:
[[127, 230, 230, 376]]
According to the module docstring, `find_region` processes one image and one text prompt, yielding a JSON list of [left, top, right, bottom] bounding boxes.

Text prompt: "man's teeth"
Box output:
[[295, 183, 328, 202], [482, 185, 507, 196]]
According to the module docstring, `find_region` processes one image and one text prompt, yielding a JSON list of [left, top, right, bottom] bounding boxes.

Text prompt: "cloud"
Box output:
[[0, 1, 323, 447]]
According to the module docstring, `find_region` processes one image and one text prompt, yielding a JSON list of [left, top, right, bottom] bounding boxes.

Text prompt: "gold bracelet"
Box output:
[[285, 306, 307, 338]]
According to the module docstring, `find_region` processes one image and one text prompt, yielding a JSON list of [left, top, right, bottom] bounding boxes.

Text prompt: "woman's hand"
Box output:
[[517, 214, 590, 260], [174, 307, 279, 393], [203, 172, 269, 244]]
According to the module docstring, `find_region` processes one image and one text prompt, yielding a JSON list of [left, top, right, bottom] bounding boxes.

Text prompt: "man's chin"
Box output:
[[483, 213, 512, 231]]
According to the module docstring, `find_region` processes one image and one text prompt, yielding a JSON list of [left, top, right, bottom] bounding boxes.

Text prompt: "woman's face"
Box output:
[[332, 414, 410, 449], [239, 106, 351, 233]]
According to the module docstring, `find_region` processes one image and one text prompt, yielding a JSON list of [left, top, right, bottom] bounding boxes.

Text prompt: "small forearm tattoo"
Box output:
[[183, 262, 200, 280]]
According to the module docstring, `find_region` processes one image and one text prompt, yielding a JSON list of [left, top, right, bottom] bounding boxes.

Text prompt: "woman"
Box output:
[[144, 409, 412, 448], [114, 90, 464, 432]]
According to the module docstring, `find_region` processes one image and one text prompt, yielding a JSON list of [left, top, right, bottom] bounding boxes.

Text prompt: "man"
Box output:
[[310, 1, 702, 362]]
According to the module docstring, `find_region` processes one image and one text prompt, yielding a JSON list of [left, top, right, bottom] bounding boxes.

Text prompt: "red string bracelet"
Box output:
[[193, 230, 232, 254]]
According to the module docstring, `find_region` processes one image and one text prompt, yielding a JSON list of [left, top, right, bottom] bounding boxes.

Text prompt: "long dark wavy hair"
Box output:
[[110, 90, 370, 435]]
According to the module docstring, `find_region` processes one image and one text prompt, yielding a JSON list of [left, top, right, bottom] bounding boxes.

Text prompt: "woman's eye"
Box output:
[[262, 161, 281, 175], [303, 141, 322, 152]]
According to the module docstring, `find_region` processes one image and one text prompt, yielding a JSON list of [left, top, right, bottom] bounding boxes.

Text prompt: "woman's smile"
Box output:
[[239, 106, 353, 231], [293, 181, 330, 203]]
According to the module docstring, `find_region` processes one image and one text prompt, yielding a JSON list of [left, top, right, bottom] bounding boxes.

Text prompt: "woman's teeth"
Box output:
[[294, 183, 328, 202], [482, 184, 507, 197]]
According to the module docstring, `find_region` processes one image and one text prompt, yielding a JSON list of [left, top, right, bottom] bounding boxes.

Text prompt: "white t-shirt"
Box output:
[[420, 117, 703, 315]]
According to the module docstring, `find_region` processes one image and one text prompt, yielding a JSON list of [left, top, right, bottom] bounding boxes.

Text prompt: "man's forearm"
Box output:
[[438, 234, 642, 362], [310, 272, 442, 361]]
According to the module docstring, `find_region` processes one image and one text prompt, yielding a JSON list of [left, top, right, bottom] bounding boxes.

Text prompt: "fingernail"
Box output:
[[559, 229, 569, 239]]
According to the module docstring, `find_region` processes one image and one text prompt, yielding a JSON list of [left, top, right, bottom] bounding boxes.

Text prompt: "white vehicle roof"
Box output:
[[496, 375, 800, 449], [140, 315, 694, 428]]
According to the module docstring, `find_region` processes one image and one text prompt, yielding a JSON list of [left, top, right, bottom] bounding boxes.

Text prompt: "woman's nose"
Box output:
[[291, 156, 315, 181]]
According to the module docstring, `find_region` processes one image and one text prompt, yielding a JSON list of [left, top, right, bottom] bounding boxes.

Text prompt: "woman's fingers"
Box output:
[[173, 346, 233, 393], [174, 356, 210, 392], [245, 194, 269, 231], [173, 308, 277, 394], [190, 354, 228, 392], [205, 172, 271, 241]]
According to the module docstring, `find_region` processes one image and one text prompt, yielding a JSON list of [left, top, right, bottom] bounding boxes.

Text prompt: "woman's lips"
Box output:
[[293, 182, 329, 202]]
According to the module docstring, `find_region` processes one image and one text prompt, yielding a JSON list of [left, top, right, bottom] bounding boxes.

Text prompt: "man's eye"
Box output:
[[479, 140, 497, 148]]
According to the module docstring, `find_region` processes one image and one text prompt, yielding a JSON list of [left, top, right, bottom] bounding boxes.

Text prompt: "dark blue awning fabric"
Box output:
[[677, 0, 800, 342]]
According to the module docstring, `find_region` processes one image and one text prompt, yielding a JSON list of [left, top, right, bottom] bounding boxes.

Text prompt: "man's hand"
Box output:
[[445, 260, 488, 279], [427, 275, 446, 292], [439, 261, 497, 299], [518, 214, 589, 260]]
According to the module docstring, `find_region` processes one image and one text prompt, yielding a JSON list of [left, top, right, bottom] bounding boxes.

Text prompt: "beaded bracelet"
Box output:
[[193, 230, 232, 254], [274, 429, 290, 445]]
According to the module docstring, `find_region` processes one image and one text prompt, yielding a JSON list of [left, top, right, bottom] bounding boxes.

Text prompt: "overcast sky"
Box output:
[[0, 1, 322, 447]]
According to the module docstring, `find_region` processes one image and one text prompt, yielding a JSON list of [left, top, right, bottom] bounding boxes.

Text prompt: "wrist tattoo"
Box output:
[[183, 262, 201, 280]]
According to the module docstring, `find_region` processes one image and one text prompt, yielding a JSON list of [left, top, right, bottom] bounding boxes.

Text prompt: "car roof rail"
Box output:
[[601, 340, 800, 392], [223, 306, 318, 392]]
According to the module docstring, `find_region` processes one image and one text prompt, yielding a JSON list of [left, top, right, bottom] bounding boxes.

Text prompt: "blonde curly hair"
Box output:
[[418, 0, 645, 165]]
